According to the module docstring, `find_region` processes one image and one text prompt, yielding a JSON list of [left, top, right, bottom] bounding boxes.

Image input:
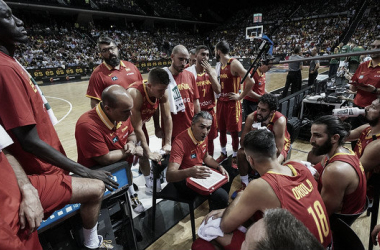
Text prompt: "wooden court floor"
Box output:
[[40, 66, 375, 249]]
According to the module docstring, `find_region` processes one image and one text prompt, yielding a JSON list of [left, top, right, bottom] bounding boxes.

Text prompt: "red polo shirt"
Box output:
[[75, 104, 134, 167], [170, 127, 208, 170], [86, 60, 143, 101]]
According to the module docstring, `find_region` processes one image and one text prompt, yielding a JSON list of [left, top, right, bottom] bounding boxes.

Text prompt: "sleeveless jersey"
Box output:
[[196, 71, 216, 110], [244, 69, 266, 103], [261, 161, 332, 247], [219, 58, 241, 102], [354, 126, 380, 158], [128, 81, 159, 124], [318, 149, 366, 214], [253, 111, 291, 152]]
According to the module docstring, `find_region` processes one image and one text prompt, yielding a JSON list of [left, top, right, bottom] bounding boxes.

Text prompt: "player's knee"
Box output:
[[91, 179, 105, 200]]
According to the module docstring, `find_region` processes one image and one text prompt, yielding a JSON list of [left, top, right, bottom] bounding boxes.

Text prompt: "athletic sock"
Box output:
[[83, 223, 100, 248], [221, 147, 227, 155], [128, 185, 136, 196], [144, 175, 150, 185], [241, 175, 249, 186]]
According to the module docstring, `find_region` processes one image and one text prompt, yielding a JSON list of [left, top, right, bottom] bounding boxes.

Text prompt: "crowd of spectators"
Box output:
[[12, 0, 379, 70], [350, 0, 380, 50]]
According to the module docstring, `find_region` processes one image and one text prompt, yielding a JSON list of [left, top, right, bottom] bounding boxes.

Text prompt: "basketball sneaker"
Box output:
[[84, 235, 123, 250], [231, 182, 246, 200], [216, 153, 228, 164], [130, 194, 145, 213]]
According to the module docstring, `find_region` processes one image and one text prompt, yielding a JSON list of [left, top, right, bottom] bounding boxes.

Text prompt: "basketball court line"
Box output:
[[45, 96, 73, 124]]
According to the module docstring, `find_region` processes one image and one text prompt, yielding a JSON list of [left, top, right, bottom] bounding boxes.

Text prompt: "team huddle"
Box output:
[[1, 0, 380, 248]]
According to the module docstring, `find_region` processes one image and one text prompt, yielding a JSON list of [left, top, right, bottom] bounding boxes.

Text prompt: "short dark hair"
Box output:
[[243, 130, 277, 159], [259, 93, 278, 111], [294, 46, 301, 54], [312, 115, 351, 146], [195, 45, 209, 54], [252, 208, 324, 250], [148, 68, 170, 86], [189, 48, 196, 55], [216, 41, 230, 55], [97, 36, 116, 51], [192, 111, 212, 124]]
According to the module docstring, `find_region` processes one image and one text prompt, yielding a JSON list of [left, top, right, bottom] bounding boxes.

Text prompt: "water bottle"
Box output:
[[332, 107, 365, 117]]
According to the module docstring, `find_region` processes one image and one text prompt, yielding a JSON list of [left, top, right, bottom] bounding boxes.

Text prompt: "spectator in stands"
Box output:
[[328, 47, 339, 80]]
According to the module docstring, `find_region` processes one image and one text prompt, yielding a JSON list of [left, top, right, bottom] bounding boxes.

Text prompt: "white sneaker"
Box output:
[[130, 194, 145, 213]]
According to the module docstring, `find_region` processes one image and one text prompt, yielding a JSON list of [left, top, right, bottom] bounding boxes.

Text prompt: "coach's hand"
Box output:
[[19, 184, 44, 234], [189, 165, 211, 179], [88, 169, 119, 191], [162, 144, 171, 154]]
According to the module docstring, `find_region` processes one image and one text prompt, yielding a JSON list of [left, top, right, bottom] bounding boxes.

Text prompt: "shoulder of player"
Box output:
[[364, 139, 380, 154], [323, 160, 354, 178]]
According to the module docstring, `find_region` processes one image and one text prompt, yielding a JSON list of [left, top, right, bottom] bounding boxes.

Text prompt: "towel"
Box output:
[[0, 125, 13, 151], [301, 161, 318, 176], [163, 67, 185, 114], [16, 60, 58, 125], [185, 65, 197, 78], [214, 62, 221, 99], [197, 217, 224, 241]]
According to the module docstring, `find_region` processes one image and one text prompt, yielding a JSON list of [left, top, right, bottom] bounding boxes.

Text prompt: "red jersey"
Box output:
[[354, 126, 380, 158], [128, 81, 159, 124], [171, 70, 200, 140], [170, 127, 208, 170], [253, 111, 291, 152], [0, 52, 66, 175], [351, 60, 380, 107], [317, 149, 366, 214], [219, 58, 241, 102], [86, 60, 143, 101], [261, 161, 332, 247], [244, 69, 266, 103], [196, 71, 216, 111], [75, 104, 134, 167]]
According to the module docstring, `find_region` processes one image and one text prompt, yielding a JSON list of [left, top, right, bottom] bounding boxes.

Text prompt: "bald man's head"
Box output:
[[170, 45, 189, 74], [101, 85, 133, 123]]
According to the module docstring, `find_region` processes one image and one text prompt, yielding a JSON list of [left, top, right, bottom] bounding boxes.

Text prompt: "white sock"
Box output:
[[232, 151, 237, 157], [83, 223, 100, 248], [221, 147, 227, 155], [241, 175, 249, 186], [128, 185, 136, 196], [144, 175, 150, 185]]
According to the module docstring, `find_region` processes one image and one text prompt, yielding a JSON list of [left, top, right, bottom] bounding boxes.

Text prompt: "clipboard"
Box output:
[[186, 168, 228, 195]]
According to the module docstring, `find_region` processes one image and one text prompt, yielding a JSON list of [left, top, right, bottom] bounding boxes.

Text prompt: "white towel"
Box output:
[[185, 65, 197, 78], [163, 67, 185, 114], [301, 161, 318, 176], [214, 62, 221, 99], [197, 217, 224, 241], [16, 60, 58, 125], [0, 125, 13, 151]]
